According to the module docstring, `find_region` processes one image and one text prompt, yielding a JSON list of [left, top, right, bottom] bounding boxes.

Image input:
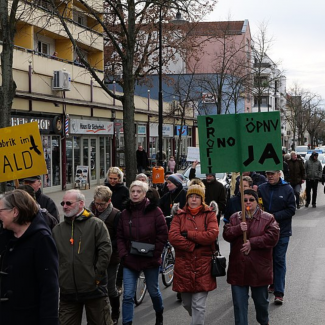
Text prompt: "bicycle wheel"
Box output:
[[162, 247, 175, 287], [134, 271, 147, 306]]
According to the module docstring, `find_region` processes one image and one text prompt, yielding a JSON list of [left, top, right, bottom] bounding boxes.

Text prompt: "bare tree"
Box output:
[[251, 22, 283, 112]]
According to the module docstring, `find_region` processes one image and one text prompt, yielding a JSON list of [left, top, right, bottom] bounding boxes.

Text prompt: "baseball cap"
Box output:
[[23, 175, 41, 182]]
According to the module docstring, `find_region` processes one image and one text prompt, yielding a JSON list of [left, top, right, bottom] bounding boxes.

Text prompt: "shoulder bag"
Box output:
[[129, 216, 155, 257]]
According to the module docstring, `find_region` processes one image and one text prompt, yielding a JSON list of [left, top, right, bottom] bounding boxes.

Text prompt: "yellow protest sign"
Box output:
[[0, 122, 47, 182]]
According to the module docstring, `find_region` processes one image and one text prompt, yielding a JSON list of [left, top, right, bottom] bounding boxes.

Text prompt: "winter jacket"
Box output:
[[224, 193, 242, 223], [0, 212, 59, 325], [117, 198, 168, 272], [258, 179, 295, 237], [223, 208, 280, 287], [159, 186, 187, 217], [189, 168, 227, 211], [104, 181, 129, 211], [287, 158, 306, 186], [305, 157, 322, 180], [136, 149, 149, 169], [36, 189, 60, 222], [89, 202, 121, 265], [169, 204, 219, 293], [52, 208, 111, 301]]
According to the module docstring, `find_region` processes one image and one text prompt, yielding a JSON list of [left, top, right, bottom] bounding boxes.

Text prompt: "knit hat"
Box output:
[[186, 184, 205, 202], [167, 174, 183, 188], [243, 189, 258, 201]]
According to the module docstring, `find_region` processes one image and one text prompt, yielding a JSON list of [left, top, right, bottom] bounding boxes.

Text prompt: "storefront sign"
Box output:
[[176, 125, 188, 136], [11, 116, 53, 133], [197, 111, 282, 173], [70, 119, 114, 135], [0, 122, 47, 182], [138, 125, 146, 135], [74, 165, 90, 190], [149, 123, 174, 137]]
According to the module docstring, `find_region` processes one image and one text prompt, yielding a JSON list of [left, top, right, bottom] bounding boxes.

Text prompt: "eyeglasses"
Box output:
[[60, 201, 79, 206], [94, 202, 108, 207], [0, 208, 12, 212], [244, 198, 255, 203]]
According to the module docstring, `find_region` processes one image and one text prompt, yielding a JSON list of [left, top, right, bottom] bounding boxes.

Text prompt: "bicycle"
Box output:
[[134, 271, 147, 306], [160, 240, 175, 287]]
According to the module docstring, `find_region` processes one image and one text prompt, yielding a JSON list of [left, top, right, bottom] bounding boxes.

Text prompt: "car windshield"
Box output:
[[183, 165, 225, 180]]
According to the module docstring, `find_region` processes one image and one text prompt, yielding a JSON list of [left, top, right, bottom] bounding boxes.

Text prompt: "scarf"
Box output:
[[188, 205, 203, 216]]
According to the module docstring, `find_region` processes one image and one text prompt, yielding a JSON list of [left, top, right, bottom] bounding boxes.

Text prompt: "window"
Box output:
[[73, 11, 87, 27], [38, 41, 49, 55]]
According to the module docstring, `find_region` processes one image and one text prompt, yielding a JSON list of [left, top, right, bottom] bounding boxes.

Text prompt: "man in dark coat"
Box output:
[[23, 175, 60, 222], [136, 145, 149, 173], [258, 171, 295, 305]]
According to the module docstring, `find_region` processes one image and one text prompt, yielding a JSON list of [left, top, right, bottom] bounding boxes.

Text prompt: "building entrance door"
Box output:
[[82, 137, 98, 184]]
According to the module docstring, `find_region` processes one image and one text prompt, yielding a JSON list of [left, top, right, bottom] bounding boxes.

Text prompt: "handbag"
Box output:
[[211, 250, 227, 277], [129, 216, 155, 257], [130, 241, 155, 257], [203, 215, 227, 277]]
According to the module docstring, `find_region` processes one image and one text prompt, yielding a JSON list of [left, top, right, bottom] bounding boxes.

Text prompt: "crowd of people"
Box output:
[[0, 148, 322, 325]]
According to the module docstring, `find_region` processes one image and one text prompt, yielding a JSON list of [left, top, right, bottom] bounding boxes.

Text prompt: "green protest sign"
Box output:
[[197, 111, 282, 173]]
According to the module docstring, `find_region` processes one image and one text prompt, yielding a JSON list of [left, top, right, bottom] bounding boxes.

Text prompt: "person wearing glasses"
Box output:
[[0, 190, 59, 325], [169, 183, 219, 325], [52, 189, 112, 325], [89, 186, 121, 325], [223, 189, 280, 325]]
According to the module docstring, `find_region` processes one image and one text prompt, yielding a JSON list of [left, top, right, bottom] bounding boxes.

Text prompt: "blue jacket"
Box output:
[[224, 193, 242, 223], [258, 179, 295, 237]]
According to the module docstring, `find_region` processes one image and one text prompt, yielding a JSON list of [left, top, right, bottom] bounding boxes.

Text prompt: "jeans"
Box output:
[[305, 179, 319, 205], [292, 184, 301, 206], [273, 236, 290, 297], [182, 292, 208, 325], [122, 267, 163, 323], [231, 285, 269, 325]]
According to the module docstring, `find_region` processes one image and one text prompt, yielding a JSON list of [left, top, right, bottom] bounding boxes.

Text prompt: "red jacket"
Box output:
[[117, 198, 168, 272], [223, 208, 280, 287], [169, 204, 219, 293]]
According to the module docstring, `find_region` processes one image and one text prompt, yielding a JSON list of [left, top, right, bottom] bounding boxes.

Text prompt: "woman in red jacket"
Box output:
[[223, 189, 280, 325], [169, 183, 219, 325]]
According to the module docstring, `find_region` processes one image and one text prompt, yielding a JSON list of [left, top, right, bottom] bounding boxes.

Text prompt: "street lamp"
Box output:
[[157, 8, 187, 167]]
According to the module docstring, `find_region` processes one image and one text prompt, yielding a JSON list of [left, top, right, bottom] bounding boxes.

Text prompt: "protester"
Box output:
[[89, 186, 121, 325], [169, 183, 219, 325], [52, 189, 112, 325], [189, 160, 227, 224], [304, 151, 322, 208], [0, 190, 59, 325], [136, 145, 149, 173], [258, 171, 295, 305], [117, 181, 168, 325], [157, 171, 173, 197], [234, 171, 267, 196], [223, 189, 280, 325], [136, 173, 160, 205], [22, 175, 60, 222], [287, 151, 306, 209], [105, 167, 129, 211], [167, 156, 176, 173], [224, 176, 253, 223]]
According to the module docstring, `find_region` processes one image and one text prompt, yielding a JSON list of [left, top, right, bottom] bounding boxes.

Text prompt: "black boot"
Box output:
[[155, 311, 163, 325], [109, 295, 121, 324], [123, 322, 132, 325]]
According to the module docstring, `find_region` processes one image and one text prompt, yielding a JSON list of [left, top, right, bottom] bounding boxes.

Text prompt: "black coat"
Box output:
[[104, 181, 129, 211], [35, 189, 60, 222], [0, 212, 59, 325], [159, 186, 187, 218], [136, 150, 149, 169]]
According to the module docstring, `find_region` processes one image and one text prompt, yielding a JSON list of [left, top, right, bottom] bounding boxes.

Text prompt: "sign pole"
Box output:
[[240, 173, 247, 243]]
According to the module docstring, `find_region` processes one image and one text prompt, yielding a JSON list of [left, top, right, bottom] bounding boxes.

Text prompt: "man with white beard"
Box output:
[[53, 189, 112, 325]]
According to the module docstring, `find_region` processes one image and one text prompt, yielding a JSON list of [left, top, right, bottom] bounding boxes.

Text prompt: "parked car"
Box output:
[[295, 145, 308, 158], [182, 164, 230, 199]]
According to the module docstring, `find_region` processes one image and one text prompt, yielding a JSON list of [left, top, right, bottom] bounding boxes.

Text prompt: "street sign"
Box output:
[[0, 122, 47, 182], [197, 111, 282, 173]]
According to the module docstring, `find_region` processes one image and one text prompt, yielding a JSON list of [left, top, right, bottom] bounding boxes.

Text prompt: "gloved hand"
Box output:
[[181, 231, 188, 238]]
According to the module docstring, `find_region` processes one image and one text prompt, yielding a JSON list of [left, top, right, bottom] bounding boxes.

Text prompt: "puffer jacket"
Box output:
[[52, 209, 111, 301], [223, 208, 280, 287], [287, 158, 306, 185], [258, 179, 295, 237], [305, 157, 322, 180], [169, 204, 219, 293], [117, 198, 168, 272], [104, 181, 129, 211]]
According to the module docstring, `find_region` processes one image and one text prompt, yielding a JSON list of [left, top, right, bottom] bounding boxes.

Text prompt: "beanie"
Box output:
[[167, 174, 183, 187], [243, 189, 258, 201], [186, 184, 205, 202]]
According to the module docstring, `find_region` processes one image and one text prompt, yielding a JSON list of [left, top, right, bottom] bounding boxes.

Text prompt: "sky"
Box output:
[[206, 0, 325, 100]]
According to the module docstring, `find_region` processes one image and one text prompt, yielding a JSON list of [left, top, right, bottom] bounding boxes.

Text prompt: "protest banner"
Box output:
[[186, 147, 200, 162], [197, 111, 282, 173], [0, 122, 47, 182]]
